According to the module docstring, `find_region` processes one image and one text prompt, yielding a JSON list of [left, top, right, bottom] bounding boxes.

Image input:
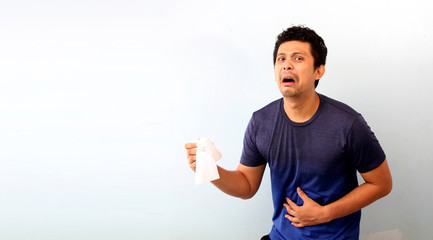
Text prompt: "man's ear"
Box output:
[[315, 65, 325, 80]]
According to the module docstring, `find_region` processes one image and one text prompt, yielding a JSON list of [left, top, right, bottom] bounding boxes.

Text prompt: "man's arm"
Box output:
[[212, 164, 266, 199], [185, 143, 266, 199], [284, 159, 392, 227]]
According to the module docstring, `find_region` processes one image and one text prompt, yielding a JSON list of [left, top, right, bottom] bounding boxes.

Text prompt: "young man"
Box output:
[[185, 26, 392, 240]]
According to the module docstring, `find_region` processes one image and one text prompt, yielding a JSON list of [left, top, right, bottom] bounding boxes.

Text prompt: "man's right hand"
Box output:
[[184, 143, 197, 172], [185, 142, 266, 199]]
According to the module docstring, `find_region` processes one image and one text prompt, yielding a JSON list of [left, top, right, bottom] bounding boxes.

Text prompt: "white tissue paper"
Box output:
[[191, 138, 222, 185]]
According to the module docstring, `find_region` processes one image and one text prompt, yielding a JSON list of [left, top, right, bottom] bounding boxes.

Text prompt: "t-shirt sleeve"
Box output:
[[347, 115, 386, 173], [240, 114, 267, 167]]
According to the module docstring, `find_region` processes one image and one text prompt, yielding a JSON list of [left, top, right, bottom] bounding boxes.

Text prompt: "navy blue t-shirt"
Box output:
[[240, 93, 385, 240]]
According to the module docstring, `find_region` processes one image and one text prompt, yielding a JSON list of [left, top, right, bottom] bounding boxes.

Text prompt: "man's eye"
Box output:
[[294, 57, 303, 61], [278, 57, 285, 61]]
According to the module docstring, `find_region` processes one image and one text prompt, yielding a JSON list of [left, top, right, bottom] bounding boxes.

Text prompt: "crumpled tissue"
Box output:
[[191, 138, 222, 185]]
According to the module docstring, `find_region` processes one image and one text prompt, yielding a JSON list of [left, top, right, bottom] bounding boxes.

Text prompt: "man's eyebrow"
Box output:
[[291, 51, 306, 56], [277, 51, 306, 56]]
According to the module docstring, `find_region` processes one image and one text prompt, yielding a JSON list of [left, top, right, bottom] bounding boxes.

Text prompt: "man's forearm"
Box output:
[[211, 164, 266, 200], [324, 181, 392, 222], [211, 166, 255, 199], [325, 160, 392, 222]]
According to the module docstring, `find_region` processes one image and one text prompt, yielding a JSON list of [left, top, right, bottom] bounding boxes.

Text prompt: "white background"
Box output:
[[1, 0, 432, 239]]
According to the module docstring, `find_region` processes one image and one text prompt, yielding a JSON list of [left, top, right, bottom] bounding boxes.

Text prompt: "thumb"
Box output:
[[297, 187, 311, 202]]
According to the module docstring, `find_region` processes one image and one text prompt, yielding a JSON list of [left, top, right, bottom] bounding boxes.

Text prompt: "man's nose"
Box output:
[[283, 61, 293, 70]]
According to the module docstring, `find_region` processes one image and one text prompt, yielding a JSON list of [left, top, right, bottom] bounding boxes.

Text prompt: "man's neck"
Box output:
[[283, 92, 320, 123]]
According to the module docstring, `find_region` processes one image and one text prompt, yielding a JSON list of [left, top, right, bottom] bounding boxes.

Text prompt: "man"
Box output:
[[185, 26, 392, 240]]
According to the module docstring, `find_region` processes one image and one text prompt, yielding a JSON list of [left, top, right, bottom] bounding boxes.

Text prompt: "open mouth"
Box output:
[[283, 78, 295, 83]]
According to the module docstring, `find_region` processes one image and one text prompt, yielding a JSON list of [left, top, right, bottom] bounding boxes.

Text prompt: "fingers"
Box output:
[[285, 196, 298, 210], [297, 187, 312, 203], [290, 221, 304, 228], [184, 142, 197, 149], [284, 196, 304, 227], [296, 187, 305, 198], [283, 188, 314, 228], [186, 148, 197, 161], [187, 148, 197, 156], [284, 200, 305, 228], [185, 143, 197, 172], [187, 149, 197, 164], [284, 209, 303, 227], [284, 202, 296, 217], [284, 197, 297, 213], [189, 161, 196, 172]]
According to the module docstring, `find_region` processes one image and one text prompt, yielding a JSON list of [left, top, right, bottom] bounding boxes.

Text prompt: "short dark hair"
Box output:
[[273, 26, 327, 88]]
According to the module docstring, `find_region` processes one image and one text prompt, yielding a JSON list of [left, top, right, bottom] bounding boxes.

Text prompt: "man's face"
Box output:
[[274, 41, 324, 98]]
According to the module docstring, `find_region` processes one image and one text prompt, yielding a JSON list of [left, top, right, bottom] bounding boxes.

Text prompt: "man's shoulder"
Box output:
[[320, 94, 360, 118], [251, 98, 282, 120], [254, 98, 282, 114]]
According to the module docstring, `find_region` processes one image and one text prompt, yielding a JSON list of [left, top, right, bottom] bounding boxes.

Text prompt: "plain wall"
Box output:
[[1, 0, 432, 239]]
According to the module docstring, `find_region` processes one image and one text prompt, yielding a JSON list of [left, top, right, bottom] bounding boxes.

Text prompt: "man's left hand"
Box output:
[[284, 187, 331, 227]]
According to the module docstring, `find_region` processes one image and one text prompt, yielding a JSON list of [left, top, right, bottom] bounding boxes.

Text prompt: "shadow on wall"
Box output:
[[360, 229, 402, 240]]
